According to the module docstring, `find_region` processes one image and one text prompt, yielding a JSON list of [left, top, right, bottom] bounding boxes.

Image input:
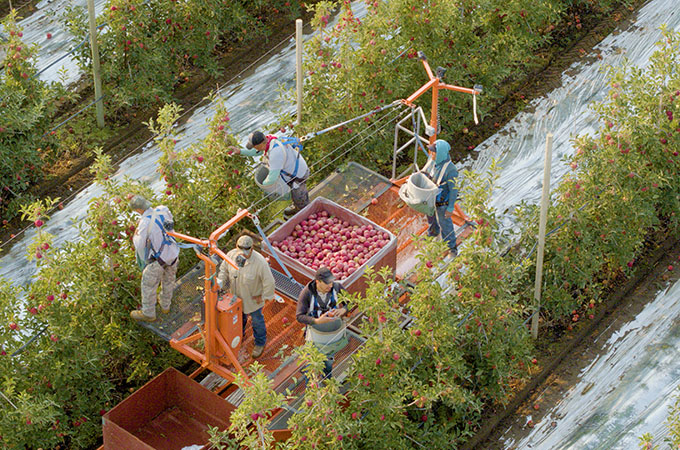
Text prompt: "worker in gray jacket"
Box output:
[[229, 131, 310, 218], [424, 139, 459, 258], [216, 235, 275, 358], [129, 195, 179, 322]]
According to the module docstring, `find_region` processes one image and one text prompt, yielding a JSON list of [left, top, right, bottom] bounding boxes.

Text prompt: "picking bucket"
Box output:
[[254, 165, 291, 199], [398, 171, 438, 216]]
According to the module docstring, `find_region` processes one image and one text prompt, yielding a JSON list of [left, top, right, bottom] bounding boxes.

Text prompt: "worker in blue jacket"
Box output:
[[425, 139, 459, 258]]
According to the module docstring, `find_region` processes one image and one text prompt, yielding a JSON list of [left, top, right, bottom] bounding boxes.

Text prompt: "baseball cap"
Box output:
[[237, 235, 253, 250], [129, 195, 151, 211], [246, 131, 266, 149], [315, 267, 335, 284]]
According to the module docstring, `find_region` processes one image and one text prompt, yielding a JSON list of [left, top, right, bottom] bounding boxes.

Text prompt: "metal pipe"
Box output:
[[296, 19, 303, 126], [532, 133, 553, 339]]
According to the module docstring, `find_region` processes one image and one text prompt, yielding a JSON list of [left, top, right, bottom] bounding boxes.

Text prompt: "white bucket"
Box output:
[[306, 318, 346, 345], [399, 172, 438, 216], [254, 165, 291, 198]]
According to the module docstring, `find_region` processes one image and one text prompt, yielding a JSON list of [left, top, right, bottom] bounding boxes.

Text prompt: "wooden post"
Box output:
[[86, 0, 105, 128], [532, 133, 553, 339], [295, 19, 303, 126]]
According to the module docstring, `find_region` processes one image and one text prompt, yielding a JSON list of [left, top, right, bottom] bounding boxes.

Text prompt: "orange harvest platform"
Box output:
[[101, 162, 473, 449], [101, 53, 479, 449]]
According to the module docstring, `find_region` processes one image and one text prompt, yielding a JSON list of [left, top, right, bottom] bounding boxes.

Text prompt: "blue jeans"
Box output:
[[243, 308, 267, 347], [428, 204, 457, 252], [301, 355, 334, 383], [323, 356, 334, 379]]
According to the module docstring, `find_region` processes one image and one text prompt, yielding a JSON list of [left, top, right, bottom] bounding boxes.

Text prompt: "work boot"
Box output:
[[161, 305, 171, 314], [130, 310, 156, 322], [283, 205, 299, 218], [252, 345, 265, 358]]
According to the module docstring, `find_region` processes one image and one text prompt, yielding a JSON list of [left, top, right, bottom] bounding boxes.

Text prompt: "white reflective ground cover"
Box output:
[[469, 0, 680, 234], [3, 1, 680, 443], [0, 2, 364, 287], [503, 277, 680, 449], [13, 0, 106, 85]]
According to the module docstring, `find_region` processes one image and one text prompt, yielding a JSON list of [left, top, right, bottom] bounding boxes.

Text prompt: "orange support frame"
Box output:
[[393, 55, 480, 227], [167, 209, 253, 384]]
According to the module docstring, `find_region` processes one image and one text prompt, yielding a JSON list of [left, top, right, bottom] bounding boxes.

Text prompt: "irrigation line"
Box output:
[[31, 34, 89, 80], [11, 325, 49, 356], [41, 94, 105, 137]]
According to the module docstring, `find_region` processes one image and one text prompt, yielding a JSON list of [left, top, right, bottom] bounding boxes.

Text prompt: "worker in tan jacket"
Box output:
[[216, 235, 275, 358]]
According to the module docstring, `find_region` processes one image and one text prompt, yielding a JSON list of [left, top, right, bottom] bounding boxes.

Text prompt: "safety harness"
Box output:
[[308, 286, 338, 319], [144, 206, 177, 266], [267, 136, 305, 184], [425, 160, 452, 204]]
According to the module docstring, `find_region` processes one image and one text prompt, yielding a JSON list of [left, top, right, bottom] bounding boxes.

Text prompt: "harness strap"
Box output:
[[310, 288, 337, 318], [277, 137, 304, 182], [435, 161, 451, 186], [145, 209, 177, 264]]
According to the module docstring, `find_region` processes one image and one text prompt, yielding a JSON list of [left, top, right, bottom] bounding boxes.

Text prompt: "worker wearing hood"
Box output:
[[424, 139, 459, 257]]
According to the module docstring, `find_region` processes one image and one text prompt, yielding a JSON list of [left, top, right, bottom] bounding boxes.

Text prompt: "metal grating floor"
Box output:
[[138, 260, 208, 341], [271, 268, 304, 300], [309, 162, 392, 212]]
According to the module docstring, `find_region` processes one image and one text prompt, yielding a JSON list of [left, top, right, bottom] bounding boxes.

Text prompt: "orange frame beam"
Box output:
[[395, 55, 480, 226], [402, 55, 481, 156], [167, 208, 254, 384]]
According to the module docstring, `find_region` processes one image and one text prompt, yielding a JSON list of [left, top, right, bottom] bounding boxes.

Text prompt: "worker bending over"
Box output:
[[229, 130, 310, 218]]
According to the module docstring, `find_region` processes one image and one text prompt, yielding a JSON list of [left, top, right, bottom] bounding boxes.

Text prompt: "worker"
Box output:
[[129, 195, 179, 322], [425, 139, 459, 258], [216, 235, 275, 358], [296, 267, 348, 379], [228, 130, 310, 218]]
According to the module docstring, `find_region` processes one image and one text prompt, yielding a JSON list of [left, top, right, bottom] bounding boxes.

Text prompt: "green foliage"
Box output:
[[639, 390, 680, 449], [61, 0, 302, 111], [149, 100, 272, 249], [3, 5, 673, 450], [228, 363, 286, 449], [286, 0, 619, 177], [0, 12, 59, 215], [513, 27, 680, 320]]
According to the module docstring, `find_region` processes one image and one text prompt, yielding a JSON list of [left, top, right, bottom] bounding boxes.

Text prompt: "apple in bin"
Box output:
[[271, 209, 390, 280]]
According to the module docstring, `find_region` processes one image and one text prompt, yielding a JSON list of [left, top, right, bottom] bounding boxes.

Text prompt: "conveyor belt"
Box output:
[[271, 267, 304, 300]]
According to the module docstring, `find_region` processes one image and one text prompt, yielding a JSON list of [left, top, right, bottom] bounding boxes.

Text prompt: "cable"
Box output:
[[10, 325, 49, 357], [251, 105, 406, 217], [41, 95, 105, 137]]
